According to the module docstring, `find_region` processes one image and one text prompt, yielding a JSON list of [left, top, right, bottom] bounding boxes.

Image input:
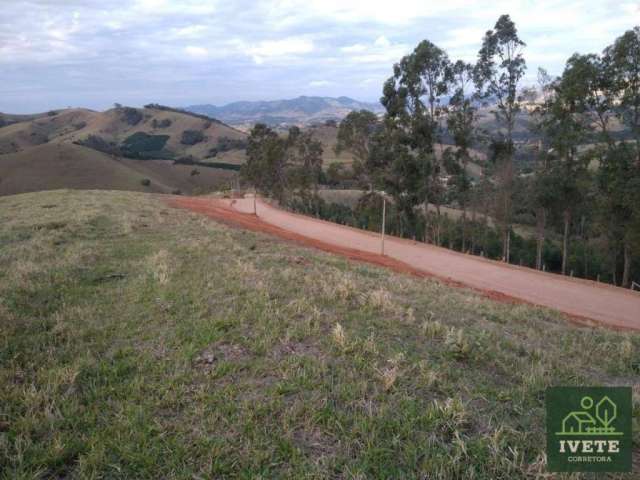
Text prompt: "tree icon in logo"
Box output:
[[593, 396, 617, 433], [557, 395, 622, 435]]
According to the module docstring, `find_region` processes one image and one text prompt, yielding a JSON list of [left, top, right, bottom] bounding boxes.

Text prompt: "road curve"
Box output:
[[170, 196, 640, 331]]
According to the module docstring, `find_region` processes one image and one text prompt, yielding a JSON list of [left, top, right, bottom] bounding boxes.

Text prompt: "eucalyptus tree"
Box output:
[[242, 124, 323, 207], [446, 60, 476, 250], [539, 65, 592, 276], [607, 26, 640, 159], [242, 123, 287, 202], [380, 39, 452, 242], [474, 14, 526, 262], [599, 27, 640, 286], [335, 109, 380, 186], [286, 126, 324, 214], [561, 53, 616, 145], [529, 67, 555, 270]]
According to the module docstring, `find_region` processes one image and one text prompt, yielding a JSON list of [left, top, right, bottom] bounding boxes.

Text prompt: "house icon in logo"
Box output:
[[556, 396, 622, 436], [562, 411, 596, 434]]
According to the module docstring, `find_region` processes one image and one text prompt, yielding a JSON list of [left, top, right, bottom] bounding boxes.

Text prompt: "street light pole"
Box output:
[[381, 195, 386, 255]]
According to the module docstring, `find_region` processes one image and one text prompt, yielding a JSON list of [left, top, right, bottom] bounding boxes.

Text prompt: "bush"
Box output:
[[47, 110, 58, 117], [190, 169, 200, 176], [181, 130, 205, 145], [174, 155, 196, 165], [121, 132, 171, 159], [119, 107, 143, 126], [75, 135, 120, 156], [140, 178, 151, 187], [216, 136, 247, 152], [151, 118, 172, 129], [171, 189, 182, 195]]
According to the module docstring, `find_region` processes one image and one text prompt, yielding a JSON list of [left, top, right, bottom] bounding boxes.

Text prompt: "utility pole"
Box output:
[[381, 194, 386, 255], [253, 191, 257, 216]]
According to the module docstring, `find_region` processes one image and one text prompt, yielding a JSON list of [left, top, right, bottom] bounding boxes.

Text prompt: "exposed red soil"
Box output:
[[167, 196, 640, 332]]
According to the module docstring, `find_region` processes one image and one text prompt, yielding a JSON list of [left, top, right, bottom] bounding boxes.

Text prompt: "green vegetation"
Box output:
[[180, 129, 205, 146], [217, 136, 248, 153], [241, 124, 323, 207], [151, 118, 172, 129], [173, 155, 241, 171], [121, 132, 171, 160], [117, 106, 143, 126], [0, 190, 638, 478], [317, 18, 640, 287], [75, 135, 120, 156]]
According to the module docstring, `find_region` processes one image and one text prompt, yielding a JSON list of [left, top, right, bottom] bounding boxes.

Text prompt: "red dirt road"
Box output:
[[169, 196, 640, 331]]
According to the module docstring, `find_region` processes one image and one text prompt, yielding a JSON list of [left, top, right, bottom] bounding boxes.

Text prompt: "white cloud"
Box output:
[[241, 36, 314, 64], [341, 43, 367, 53], [133, 0, 217, 16], [374, 36, 390, 48], [340, 36, 410, 65], [309, 79, 332, 87], [171, 25, 208, 39], [184, 45, 209, 58]]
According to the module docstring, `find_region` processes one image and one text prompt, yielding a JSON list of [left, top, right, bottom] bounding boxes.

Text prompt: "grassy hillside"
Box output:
[[0, 143, 237, 196], [0, 106, 246, 196], [0, 190, 637, 478], [0, 106, 246, 159]]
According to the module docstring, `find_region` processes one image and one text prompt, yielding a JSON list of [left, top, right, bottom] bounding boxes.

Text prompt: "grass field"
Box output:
[[0, 190, 638, 478]]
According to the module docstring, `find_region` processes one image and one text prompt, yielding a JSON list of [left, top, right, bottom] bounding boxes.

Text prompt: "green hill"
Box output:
[[1, 190, 637, 478]]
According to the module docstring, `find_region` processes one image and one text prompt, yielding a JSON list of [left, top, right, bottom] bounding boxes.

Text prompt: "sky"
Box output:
[[0, 0, 638, 113]]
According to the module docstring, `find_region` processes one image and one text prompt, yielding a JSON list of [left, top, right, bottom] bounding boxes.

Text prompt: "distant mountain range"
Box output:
[[184, 96, 384, 127]]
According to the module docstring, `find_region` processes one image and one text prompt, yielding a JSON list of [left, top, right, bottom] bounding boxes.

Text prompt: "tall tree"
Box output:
[[601, 27, 640, 286], [529, 67, 555, 270], [597, 143, 639, 287], [447, 60, 476, 251], [286, 126, 324, 214], [539, 67, 591, 275], [335, 110, 379, 186], [241, 123, 287, 201], [381, 39, 451, 242], [474, 14, 526, 262], [241, 124, 323, 207]]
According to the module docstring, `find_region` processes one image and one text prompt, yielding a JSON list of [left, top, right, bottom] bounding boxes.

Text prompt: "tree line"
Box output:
[[241, 16, 640, 288]]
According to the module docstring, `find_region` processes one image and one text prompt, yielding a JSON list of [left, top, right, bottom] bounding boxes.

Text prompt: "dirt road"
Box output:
[[170, 196, 640, 331]]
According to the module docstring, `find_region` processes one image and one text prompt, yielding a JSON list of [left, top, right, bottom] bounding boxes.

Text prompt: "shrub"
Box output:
[[181, 129, 205, 145], [75, 135, 120, 156], [174, 155, 196, 165], [119, 107, 143, 126], [171, 189, 182, 195], [190, 169, 200, 176], [151, 118, 172, 129], [140, 178, 151, 187], [121, 132, 171, 159], [216, 136, 247, 152], [47, 110, 58, 117]]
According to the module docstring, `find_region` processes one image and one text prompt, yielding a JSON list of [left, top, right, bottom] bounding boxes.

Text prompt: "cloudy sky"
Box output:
[[1, 0, 638, 113]]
